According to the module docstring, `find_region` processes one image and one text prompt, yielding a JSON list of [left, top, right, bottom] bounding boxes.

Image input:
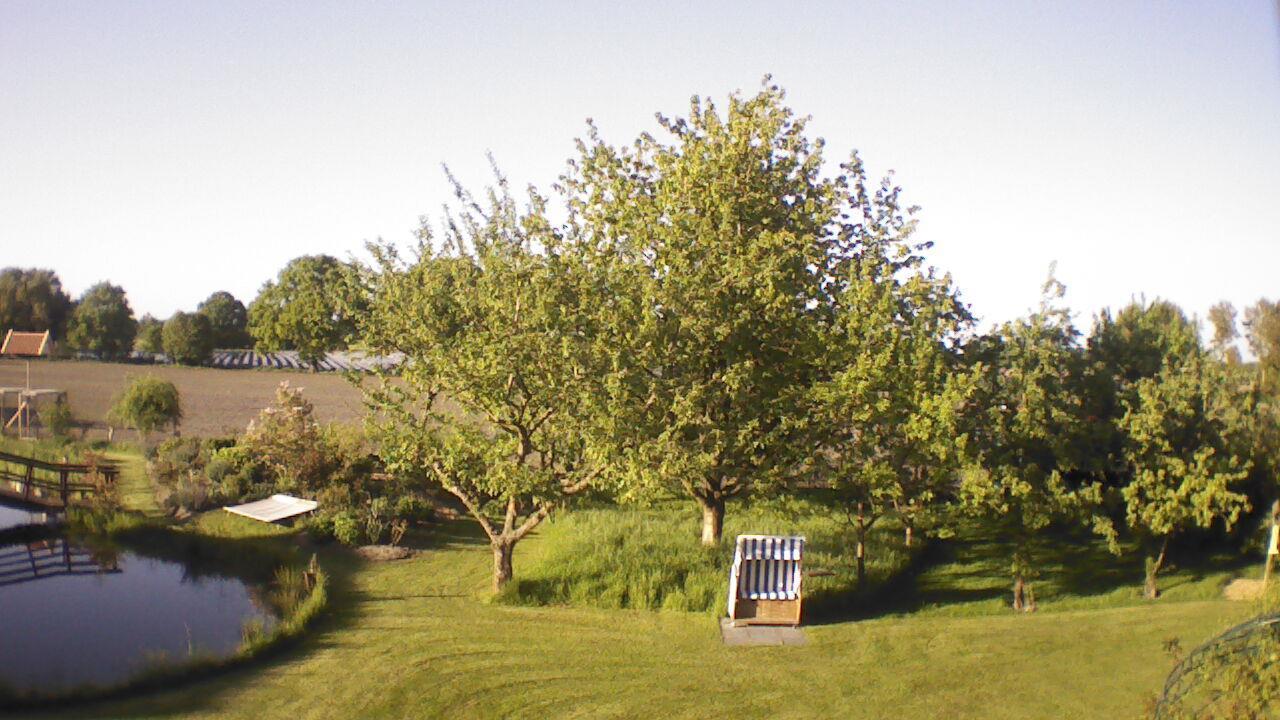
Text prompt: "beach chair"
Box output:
[[726, 534, 805, 626]]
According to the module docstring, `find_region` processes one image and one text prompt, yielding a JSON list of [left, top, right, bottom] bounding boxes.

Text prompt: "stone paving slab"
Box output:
[[719, 618, 807, 646]]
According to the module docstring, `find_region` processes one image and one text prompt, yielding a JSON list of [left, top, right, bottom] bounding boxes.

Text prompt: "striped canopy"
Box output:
[[729, 535, 805, 605]]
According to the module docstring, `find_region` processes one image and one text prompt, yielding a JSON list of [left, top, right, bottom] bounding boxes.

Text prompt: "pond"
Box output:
[[0, 531, 278, 696], [0, 501, 50, 532]]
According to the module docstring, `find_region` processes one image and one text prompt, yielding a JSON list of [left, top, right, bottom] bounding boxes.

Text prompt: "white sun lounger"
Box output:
[[224, 494, 318, 523]]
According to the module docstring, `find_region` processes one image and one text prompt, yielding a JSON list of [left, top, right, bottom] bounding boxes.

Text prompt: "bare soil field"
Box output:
[[0, 359, 365, 438]]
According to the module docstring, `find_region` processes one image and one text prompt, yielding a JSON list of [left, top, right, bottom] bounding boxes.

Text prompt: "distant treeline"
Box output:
[[0, 254, 364, 368]]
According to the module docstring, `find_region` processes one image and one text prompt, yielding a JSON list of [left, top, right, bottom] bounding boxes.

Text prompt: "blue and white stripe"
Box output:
[[728, 535, 805, 607]]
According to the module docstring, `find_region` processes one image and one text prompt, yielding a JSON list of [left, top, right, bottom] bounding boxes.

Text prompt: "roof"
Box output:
[[734, 535, 805, 560], [1, 330, 50, 357], [223, 494, 319, 523]]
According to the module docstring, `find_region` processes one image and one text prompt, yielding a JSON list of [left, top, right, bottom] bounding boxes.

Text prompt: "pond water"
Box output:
[[0, 534, 277, 695], [0, 501, 49, 531]]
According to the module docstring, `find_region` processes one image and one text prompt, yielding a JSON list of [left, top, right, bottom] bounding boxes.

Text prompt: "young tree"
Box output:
[[960, 273, 1106, 611], [0, 267, 74, 339], [134, 314, 165, 354], [1208, 301, 1242, 365], [109, 375, 182, 442], [162, 311, 215, 365], [198, 290, 252, 349], [66, 282, 137, 360], [358, 176, 621, 591], [806, 163, 973, 582], [1119, 353, 1252, 599], [1244, 299, 1280, 393], [563, 81, 840, 545], [1084, 299, 1203, 489], [248, 255, 365, 366]]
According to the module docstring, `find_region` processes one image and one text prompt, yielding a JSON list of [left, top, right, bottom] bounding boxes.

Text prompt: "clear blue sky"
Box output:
[[2, 1, 1277, 333]]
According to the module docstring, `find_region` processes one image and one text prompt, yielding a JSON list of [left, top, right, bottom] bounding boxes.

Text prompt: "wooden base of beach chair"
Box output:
[[731, 598, 802, 626]]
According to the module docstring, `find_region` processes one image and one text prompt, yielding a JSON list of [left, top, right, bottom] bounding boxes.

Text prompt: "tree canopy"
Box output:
[[198, 290, 252, 349], [960, 274, 1105, 611], [66, 282, 137, 360], [804, 161, 973, 581], [0, 267, 75, 340], [162, 311, 215, 365], [562, 82, 845, 544], [134, 314, 165, 354], [358, 177, 623, 591], [248, 255, 365, 365], [1118, 351, 1253, 598]]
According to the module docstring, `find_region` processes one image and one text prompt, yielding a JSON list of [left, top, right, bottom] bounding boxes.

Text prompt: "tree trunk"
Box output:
[[855, 502, 868, 585], [904, 523, 914, 549], [1144, 536, 1169, 600], [1012, 575, 1026, 611], [700, 497, 725, 546], [855, 533, 866, 586], [492, 539, 514, 593]]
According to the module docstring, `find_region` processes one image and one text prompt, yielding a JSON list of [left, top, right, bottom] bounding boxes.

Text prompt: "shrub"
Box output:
[[241, 382, 328, 492], [109, 376, 181, 442], [162, 312, 215, 365], [45, 399, 75, 438], [148, 436, 247, 516]]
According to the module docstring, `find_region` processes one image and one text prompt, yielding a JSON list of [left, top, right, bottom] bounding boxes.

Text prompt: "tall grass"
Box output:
[[498, 496, 916, 615]]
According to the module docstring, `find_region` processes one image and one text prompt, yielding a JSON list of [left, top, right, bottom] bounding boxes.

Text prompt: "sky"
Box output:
[[2, 1, 1278, 335]]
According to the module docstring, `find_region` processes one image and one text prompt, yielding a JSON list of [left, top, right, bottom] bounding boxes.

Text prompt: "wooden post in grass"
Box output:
[[1263, 501, 1280, 589]]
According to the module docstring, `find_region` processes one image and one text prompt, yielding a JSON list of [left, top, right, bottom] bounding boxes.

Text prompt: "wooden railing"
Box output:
[[0, 450, 119, 509], [0, 537, 120, 587]]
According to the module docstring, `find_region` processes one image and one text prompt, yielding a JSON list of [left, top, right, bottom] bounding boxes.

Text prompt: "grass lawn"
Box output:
[[15, 521, 1251, 720], [4, 446, 1264, 718]]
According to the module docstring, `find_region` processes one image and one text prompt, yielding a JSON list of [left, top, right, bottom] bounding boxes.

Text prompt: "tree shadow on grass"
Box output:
[[804, 524, 1259, 627], [397, 517, 488, 552]]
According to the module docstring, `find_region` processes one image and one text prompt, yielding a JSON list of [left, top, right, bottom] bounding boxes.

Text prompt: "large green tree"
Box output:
[[197, 290, 251, 349], [0, 267, 75, 340], [960, 273, 1106, 611], [805, 163, 973, 582], [66, 282, 137, 360], [564, 82, 842, 545], [358, 178, 622, 591], [1119, 352, 1253, 598], [248, 255, 365, 366], [162, 311, 215, 365]]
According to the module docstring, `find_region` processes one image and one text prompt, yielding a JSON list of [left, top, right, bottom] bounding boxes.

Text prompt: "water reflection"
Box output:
[[0, 535, 276, 694], [0, 501, 51, 531], [0, 536, 119, 587]]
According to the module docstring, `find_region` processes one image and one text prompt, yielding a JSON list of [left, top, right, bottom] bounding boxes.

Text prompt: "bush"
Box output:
[[109, 376, 182, 441], [45, 400, 75, 438], [162, 312, 215, 365], [148, 436, 249, 516]]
